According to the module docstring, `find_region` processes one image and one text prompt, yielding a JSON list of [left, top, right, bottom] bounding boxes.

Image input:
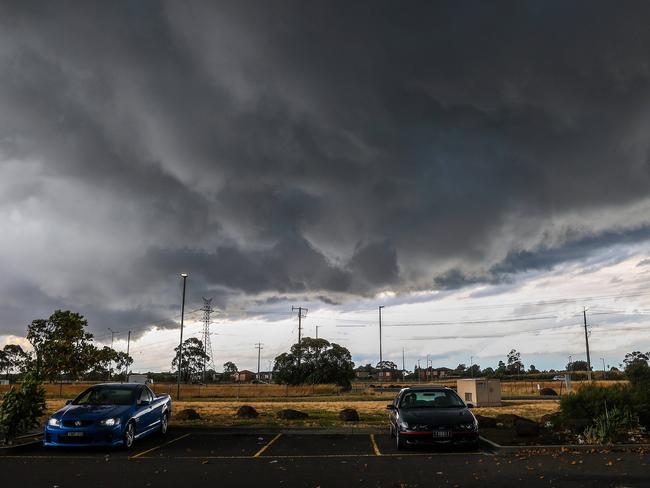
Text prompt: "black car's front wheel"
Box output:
[[123, 421, 135, 449]]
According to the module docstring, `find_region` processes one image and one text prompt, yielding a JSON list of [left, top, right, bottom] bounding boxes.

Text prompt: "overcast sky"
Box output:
[[2, 1, 650, 373]]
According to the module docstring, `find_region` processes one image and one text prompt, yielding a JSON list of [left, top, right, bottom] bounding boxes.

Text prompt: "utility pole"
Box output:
[[292, 306, 307, 364], [125, 331, 131, 381], [470, 356, 474, 378], [201, 297, 215, 384], [108, 328, 119, 381], [315, 325, 320, 339], [601, 357, 606, 380], [402, 347, 405, 379], [378, 306, 384, 365], [177, 273, 188, 400], [583, 308, 593, 381], [255, 342, 263, 378]]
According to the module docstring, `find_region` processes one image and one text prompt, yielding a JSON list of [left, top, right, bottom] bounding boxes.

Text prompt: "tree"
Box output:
[[623, 351, 649, 367], [497, 361, 507, 374], [528, 364, 539, 374], [455, 363, 467, 376], [467, 364, 481, 377], [273, 338, 355, 388], [566, 360, 589, 372], [26, 310, 96, 381], [223, 361, 238, 376], [1, 345, 28, 380], [376, 360, 397, 370], [506, 350, 523, 375], [482, 367, 495, 377], [172, 338, 209, 383]]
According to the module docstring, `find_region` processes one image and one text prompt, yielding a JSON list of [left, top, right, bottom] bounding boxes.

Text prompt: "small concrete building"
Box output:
[[456, 378, 502, 407]]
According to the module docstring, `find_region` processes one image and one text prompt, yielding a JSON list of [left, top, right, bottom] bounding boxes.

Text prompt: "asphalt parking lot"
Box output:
[[1, 429, 649, 487]]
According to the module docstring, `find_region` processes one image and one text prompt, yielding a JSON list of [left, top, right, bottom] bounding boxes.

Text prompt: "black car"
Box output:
[[387, 387, 479, 450]]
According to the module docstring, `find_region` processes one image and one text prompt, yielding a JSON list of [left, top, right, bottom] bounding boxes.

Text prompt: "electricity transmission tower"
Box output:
[[201, 297, 215, 383]]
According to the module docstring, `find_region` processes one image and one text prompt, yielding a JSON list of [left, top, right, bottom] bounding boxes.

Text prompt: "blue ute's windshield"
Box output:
[[74, 387, 135, 406], [399, 390, 465, 409]]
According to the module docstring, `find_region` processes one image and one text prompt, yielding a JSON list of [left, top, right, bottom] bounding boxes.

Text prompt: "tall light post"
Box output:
[[601, 357, 606, 379], [315, 325, 320, 339], [176, 273, 188, 400], [470, 356, 474, 378]]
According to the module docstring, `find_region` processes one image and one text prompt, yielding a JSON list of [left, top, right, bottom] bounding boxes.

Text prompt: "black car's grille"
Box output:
[[62, 419, 94, 427]]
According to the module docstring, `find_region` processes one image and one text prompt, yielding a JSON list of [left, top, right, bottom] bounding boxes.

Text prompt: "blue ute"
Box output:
[[44, 383, 172, 448]]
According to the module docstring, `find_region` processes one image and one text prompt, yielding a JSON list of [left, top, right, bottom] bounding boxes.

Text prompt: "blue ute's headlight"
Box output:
[[100, 417, 120, 427], [48, 418, 61, 427]]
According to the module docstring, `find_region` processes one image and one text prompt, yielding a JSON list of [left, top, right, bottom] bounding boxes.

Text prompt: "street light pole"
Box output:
[[176, 273, 188, 400], [470, 356, 474, 378], [601, 357, 606, 380], [316, 325, 319, 339]]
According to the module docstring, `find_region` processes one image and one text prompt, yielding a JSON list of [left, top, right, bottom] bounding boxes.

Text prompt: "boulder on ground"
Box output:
[[495, 414, 524, 428], [175, 408, 201, 421], [474, 414, 497, 428], [276, 409, 309, 420], [539, 387, 558, 396], [236, 405, 259, 418], [339, 408, 360, 422], [515, 418, 540, 437]]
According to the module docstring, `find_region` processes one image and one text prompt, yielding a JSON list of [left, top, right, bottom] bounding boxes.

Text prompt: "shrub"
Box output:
[[626, 361, 650, 388], [0, 373, 46, 444], [583, 406, 636, 444], [559, 383, 634, 427]]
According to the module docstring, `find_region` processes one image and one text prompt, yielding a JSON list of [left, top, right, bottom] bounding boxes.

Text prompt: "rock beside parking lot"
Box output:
[[338, 408, 360, 421], [474, 414, 497, 428], [175, 408, 201, 421], [514, 418, 540, 437], [276, 409, 309, 420], [236, 405, 259, 418]]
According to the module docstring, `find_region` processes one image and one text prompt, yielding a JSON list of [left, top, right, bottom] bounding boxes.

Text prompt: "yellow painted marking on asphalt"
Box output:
[[253, 433, 282, 458], [370, 434, 382, 456], [129, 433, 191, 459], [136, 451, 490, 460]]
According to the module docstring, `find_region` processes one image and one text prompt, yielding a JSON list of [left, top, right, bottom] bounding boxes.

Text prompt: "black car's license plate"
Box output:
[[432, 430, 451, 438], [67, 431, 84, 437]]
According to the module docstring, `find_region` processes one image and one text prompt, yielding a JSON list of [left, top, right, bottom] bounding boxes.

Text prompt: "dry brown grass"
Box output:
[[43, 398, 559, 428]]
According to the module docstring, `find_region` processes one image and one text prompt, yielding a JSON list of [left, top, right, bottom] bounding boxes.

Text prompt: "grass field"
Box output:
[[42, 398, 559, 429], [0, 379, 628, 400]]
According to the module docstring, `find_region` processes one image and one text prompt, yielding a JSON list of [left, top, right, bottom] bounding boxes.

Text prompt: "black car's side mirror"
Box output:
[[65, 399, 73, 405], [138, 399, 151, 407], [386, 404, 396, 410], [466, 403, 474, 409]]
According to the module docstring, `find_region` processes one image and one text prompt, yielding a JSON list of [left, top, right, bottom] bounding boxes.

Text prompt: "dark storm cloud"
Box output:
[[2, 0, 650, 335]]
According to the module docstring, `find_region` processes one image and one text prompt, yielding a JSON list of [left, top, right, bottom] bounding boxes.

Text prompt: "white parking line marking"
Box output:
[[253, 433, 282, 458], [129, 433, 190, 459], [370, 434, 382, 456]]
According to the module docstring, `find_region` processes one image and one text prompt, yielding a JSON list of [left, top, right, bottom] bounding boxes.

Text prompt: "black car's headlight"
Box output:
[[48, 418, 61, 427], [397, 419, 410, 430], [457, 421, 478, 431], [99, 417, 121, 427]]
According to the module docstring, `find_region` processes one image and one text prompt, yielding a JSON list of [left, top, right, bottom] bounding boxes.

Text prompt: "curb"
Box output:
[[0, 435, 43, 456], [171, 425, 385, 435], [479, 436, 650, 454]]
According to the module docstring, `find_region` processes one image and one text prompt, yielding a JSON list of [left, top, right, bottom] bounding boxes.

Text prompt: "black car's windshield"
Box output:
[[74, 387, 135, 406], [399, 390, 465, 409]]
